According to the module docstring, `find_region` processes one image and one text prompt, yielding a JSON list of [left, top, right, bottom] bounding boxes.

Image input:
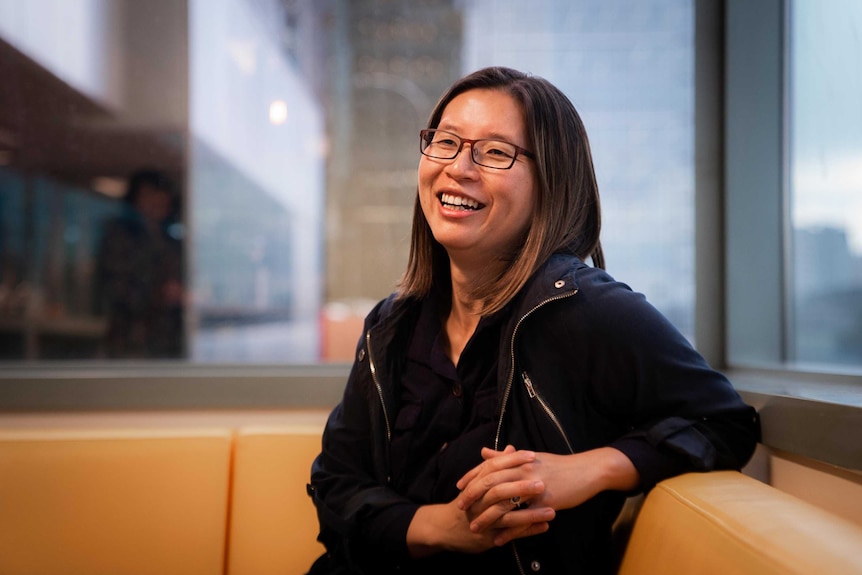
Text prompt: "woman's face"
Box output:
[[418, 88, 537, 266]]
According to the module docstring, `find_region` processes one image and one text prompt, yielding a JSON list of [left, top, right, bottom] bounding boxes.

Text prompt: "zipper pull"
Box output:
[[522, 371, 537, 398]]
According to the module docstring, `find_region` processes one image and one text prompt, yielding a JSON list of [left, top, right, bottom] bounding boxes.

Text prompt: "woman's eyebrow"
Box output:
[[435, 122, 460, 133], [436, 123, 519, 143]]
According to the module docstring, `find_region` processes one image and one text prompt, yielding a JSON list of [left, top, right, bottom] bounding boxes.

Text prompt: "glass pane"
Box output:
[[0, 0, 695, 363], [463, 0, 695, 339], [790, 0, 862, 367]]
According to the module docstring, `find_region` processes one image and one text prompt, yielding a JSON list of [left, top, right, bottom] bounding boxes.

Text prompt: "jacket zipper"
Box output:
[[366, 329, 392, 442], [494, 288, 578, 450], [494, 287, 578, 575], [522, 371, 575, 454], [513, 544, 527, 575]]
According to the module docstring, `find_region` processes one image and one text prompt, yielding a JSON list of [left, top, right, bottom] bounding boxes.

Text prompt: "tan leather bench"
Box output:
[[227, 426, 325, 575], [0, 425, 325, 575], [618, 470, 862, 575], [0, 429, 233, 575], [3, 427, 861, 575]]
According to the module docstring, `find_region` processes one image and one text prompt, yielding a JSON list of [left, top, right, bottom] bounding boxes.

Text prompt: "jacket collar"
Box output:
[[365, 253, 587, 395], [508, 253, 585, 319]]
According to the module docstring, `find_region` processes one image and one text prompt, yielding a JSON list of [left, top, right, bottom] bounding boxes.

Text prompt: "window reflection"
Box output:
[[0, 0, 187, 360], [0, 0, 696, 363]]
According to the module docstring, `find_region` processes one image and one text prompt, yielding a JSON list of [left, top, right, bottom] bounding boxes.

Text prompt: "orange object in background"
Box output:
[[319, 300, 375, 362]]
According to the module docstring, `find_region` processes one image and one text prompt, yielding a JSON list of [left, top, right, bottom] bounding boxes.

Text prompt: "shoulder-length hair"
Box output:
[[398, 66, 603, 315]]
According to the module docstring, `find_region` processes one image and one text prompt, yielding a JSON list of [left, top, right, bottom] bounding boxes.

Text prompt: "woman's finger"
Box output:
[[466, 480, 547, 531], [456, 446, 521, 491], [477, 503, 555, 537], [493, 517, 553, 546], [456, 449, 536, 494], [457, 459, 541, 511], [457, 468, 523, 511], [481, 445, 516, 460]]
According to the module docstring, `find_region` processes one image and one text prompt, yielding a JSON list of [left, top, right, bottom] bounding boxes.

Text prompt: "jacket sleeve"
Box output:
[[575, 273, 760, 491], [308, 329, 419, 572]]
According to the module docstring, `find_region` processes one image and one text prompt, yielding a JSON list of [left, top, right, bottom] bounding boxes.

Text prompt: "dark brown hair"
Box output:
[[398, 66, 603, 314]]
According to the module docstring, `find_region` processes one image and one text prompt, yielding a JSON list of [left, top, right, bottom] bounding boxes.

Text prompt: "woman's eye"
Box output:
[[486, 147, 513, 157]]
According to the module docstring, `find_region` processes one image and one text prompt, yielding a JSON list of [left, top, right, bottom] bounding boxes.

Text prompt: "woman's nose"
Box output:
[[445, 142, 479, 177]]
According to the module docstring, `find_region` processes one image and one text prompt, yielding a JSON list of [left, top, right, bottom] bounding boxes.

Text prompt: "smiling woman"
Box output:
[[2, 1, 860, 573], [306, 66, 759, 575]]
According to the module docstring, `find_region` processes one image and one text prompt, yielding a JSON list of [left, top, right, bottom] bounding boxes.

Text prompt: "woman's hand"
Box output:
[[406, 497, 555, 557], [406, 446, 557, 556], [455, 446, 639, 534]]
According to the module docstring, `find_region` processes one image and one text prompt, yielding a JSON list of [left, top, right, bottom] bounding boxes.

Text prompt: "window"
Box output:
[[727, 0, 862, 374], [790, 0, 862, 368], [0, 0, 696, 365]]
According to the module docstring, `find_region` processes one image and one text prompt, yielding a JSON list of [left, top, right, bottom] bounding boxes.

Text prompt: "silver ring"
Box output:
[[510, 496, 521, 507]]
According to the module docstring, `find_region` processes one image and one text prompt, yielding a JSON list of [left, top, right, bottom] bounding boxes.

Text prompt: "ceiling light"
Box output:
[[269, 100, 288, 125]]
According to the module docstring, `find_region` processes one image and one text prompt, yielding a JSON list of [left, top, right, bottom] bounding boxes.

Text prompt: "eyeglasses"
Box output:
[[419, 129, 535, 170]]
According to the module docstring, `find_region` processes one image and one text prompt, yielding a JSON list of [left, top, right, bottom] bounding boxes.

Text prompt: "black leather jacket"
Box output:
[[309, 254, 759, 575]]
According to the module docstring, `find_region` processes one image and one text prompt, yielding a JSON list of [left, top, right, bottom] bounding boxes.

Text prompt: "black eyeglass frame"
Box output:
[[419, 128, 536, 170]]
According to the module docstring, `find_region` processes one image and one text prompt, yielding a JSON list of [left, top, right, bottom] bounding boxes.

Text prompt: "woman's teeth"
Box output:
[[440, 193, 481, 210]]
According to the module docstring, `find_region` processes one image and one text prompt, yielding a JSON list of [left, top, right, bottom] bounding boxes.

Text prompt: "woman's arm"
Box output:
[[548, 267, 759, 491]]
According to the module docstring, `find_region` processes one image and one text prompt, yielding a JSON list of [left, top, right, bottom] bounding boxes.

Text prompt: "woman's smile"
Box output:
[[438, 192, 484, 211]]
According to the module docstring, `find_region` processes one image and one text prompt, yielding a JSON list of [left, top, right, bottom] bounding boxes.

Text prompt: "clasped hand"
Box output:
[[454, 445, 564, 545], [456, 443, 625, 540], [406, 445, 554, 557], [408, 444, 634, 556]]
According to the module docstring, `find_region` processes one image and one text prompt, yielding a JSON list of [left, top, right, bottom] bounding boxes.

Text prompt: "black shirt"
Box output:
[[388, 295, 518, 574], [390, 294, 502, 501]]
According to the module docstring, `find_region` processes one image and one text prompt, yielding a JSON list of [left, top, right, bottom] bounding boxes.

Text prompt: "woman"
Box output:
[[308, 67, 758, 575]]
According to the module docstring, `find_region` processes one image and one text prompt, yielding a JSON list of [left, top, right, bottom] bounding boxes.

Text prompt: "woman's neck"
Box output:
[[441, 259, 499, 366], [442, 300, 479, 368]]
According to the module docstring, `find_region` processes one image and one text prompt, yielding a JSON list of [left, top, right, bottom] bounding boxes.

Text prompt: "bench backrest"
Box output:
[[618, 471, 862, 575], [0, 429, 233, 575], [227, 426, 325, 575]]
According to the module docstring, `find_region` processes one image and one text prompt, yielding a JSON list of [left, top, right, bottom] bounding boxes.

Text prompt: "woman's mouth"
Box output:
[[439, 192, 484, 211]]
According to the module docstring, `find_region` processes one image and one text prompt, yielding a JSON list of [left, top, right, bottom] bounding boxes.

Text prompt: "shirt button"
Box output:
[[531, 560, 541, 572], [452, 382, 463, 397], [357, 349, 366, 362], [554, 280, 565, 288]]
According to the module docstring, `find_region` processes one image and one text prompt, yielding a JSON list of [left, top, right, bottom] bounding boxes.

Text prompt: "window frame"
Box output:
[[723, 0, 862, 471]]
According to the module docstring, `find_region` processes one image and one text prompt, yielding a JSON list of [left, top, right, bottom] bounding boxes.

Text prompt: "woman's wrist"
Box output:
[[550, 448, 640, 511], [590, 447, 639, 493], [405, 504, 448, 558]]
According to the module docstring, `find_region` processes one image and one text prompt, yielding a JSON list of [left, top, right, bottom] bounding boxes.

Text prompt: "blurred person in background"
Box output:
[[95, 168, 183, 358]]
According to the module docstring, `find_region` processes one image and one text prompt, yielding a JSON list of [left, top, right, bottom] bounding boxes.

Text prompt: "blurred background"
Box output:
[[0, 0, 859, 369]]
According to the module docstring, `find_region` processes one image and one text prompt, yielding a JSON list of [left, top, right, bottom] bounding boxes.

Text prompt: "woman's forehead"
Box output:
[[437, 89, 527, 141]]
